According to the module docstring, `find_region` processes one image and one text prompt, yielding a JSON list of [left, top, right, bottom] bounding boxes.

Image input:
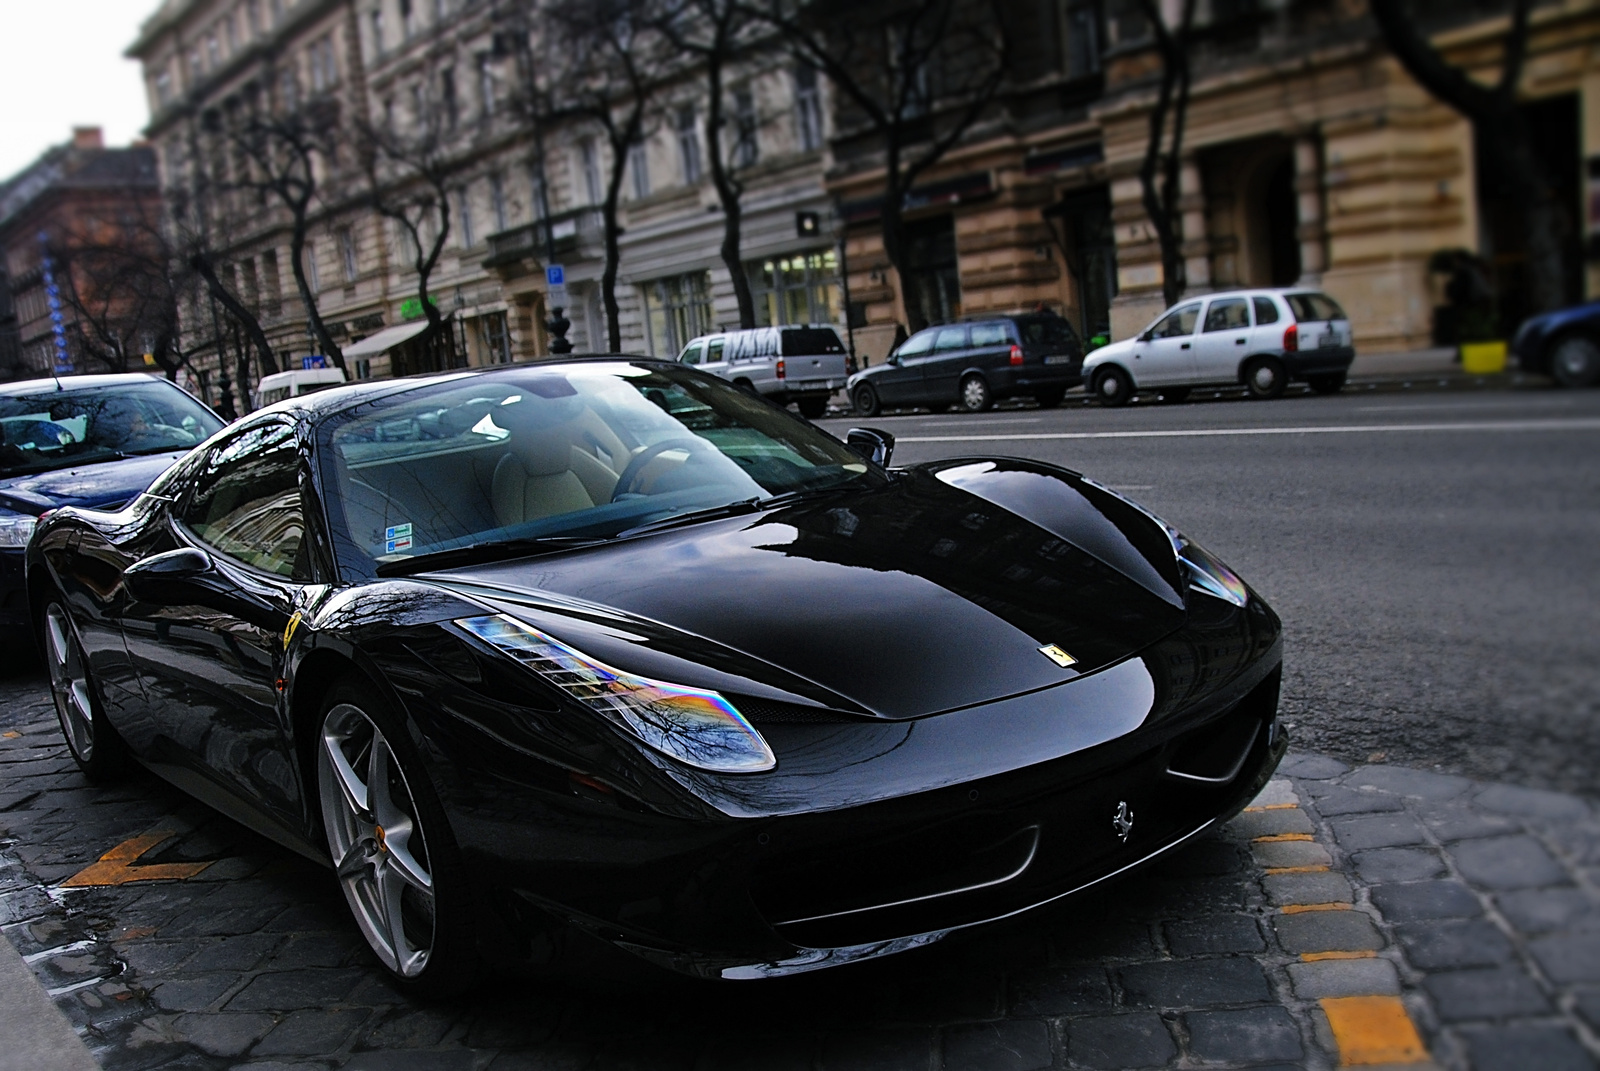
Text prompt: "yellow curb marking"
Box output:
[[1265, 865, 1330, 874], [1321, 995, 1430, 1065], [1282, 902, 1352, 914], [1253, 833, 1315, 842], [1, 731, 20, 739], [1242, 802, 1301, 812], [59, 831, 212, 888], [1302, 949, 1378, 962]]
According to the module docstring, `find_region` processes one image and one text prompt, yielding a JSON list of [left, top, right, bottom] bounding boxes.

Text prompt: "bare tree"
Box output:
[[651, 0, 764, 329], [1369, 0, 1566, 316], [751, 0, 1008, 328], [1134, 0, 1197, 309], [542, 0, 666, 352]]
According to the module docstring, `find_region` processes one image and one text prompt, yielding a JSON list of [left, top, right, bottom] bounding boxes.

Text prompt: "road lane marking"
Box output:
[[58, 831, 211, 887], [895, 417, 1600, 443], [1321, 995, 1430, 1065]]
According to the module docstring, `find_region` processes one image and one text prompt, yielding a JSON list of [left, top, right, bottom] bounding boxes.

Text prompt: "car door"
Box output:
[[698, 336, 729, 381], [118, 418, 309, 837], [875, 328, 936, 406], [1192, 296, 1253, 383], [920, 325, 973, 402], [1130, 302, 1201, 385]]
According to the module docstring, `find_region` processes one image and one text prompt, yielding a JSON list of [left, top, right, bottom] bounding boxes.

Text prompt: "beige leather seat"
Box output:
[[492, 421, 621, 527]]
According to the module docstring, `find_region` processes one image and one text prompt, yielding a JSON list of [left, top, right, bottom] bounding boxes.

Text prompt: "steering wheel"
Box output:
[[611, 437, 713, 501]]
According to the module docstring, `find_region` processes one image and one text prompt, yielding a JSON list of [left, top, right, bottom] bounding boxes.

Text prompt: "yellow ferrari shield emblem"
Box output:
[[283, 611, 303, 649], [1039, 644, 1077, 668]]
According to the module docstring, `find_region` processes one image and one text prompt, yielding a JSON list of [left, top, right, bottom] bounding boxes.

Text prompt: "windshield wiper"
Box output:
[[614, 497, 764, 539], [375, 535, 602, 576]]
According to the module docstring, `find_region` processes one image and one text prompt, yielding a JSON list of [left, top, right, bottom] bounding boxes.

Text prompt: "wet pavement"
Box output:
[[1, 672, 1597, 1070]]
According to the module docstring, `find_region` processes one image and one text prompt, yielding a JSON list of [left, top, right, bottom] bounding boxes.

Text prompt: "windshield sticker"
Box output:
[[384, 523, 413, 554]]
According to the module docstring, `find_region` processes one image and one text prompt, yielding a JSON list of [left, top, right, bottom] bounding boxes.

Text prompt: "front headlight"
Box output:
[[456, 614, 776, 773], [1174, 535, 1248, 607], [0, 512, 38, 548]]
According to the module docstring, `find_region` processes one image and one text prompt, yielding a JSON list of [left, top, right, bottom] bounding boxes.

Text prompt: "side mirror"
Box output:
[[887, 353, 902, 366], [123, 547, 216, 605], [1137, 331, 1153, 343], [846, 427, 895, 468]]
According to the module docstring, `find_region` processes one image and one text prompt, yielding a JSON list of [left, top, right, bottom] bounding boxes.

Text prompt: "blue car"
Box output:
[[0, 374, 224, 653], [1510, 301, 1600, 386]]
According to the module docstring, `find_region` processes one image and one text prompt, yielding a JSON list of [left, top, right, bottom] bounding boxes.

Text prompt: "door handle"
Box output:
[[1180, 343, 1190, 350], [1236, 339, 1247, 345]]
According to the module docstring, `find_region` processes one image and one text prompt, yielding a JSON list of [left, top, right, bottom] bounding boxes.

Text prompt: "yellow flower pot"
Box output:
[[1460, 340, 1507, 374]]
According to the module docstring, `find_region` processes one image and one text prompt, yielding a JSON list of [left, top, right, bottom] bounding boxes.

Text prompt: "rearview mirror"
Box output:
[[846, 427, 895, 468]]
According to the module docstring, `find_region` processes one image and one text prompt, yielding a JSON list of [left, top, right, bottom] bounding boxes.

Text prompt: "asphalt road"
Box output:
[[819, 384, 1600, 797]]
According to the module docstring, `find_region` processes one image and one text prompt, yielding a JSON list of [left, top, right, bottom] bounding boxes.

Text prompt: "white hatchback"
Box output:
[[1082, 289, 1355, 406]]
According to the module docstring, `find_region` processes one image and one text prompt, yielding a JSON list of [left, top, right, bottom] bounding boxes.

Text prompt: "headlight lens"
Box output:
[[456, 614, 776, 773], [1174, 536, 1248, 607], [0, 512, 38, 548]]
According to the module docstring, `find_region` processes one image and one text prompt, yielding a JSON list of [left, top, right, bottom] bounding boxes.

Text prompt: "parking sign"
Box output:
[[546, 265, 565, 288]]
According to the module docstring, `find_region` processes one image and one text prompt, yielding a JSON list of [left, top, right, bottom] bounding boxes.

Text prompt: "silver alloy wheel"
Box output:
[[1552, 335, 1600, 386], [1251, 363, 1279, 391], [318, 702, 436, 978], [44, 604, 94, 762], [961, 376, 990, 410]]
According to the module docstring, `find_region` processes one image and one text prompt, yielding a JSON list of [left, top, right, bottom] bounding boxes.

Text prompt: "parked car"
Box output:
[[848, 312, 1084, 416], [678, 325, 849, 418], [255, 366, 348, 408], [1082, 289, 1355, 406], [31, 357, 1283, 992], [0, 374, 224, 655], [1510, 301, 1600, 386]]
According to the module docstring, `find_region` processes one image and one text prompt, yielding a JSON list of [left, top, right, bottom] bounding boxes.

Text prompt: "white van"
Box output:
[[254, 367, 347, 408]]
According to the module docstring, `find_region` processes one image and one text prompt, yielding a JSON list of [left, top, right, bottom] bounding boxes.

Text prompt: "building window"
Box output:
[[441, 68, 458, 128], [155, 70, 174, 107], [732, 87, 758, 169], [370, 7, 385, 54], [480, 311, 511, 364], [309, 36, 339, 93], [747, 250, 840, 327], [280, 67, 299, 111], [629, 141, 650, 199], [794, 65, 822, 152], [207, 33, 221, 70], [529, 167, 547, 221], [457, 187, 474, 248], [245, 0, 260, 34], [578, 140, 602, 205], [476, 53, 495, 118], [490, 172, 507, 232], [434, 0, 449, 20], [1062, 0, 1101, 79], [337, 227, 358, 282], [399, 0, 416, 37], [676, 107, 701, 186], [642, 271, 712, 357], [354, 358, 372, 379]]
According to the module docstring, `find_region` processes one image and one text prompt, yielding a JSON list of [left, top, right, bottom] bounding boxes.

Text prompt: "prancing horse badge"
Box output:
[[1038, 644, 1077, 668], [1113, 801, 1135, 843]]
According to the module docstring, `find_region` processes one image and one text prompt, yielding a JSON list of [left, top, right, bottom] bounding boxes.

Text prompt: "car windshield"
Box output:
[[1286, 292, 1347, 323], [321, 362, 887, 577], [0, 381, 222, 478]]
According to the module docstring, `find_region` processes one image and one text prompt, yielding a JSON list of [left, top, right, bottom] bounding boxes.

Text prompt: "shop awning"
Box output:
[[342, 320, 431, 359]]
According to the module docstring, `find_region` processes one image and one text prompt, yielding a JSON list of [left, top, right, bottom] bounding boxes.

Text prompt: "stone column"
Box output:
[[1294, 133, 1328, 285], [1180, 155, 1212, 294]]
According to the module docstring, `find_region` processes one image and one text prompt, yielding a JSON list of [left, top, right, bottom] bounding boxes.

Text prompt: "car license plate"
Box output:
[[1318, 331, 1339, 349], [797, 379, 828, 390], [1044, 355, 1074, 365]]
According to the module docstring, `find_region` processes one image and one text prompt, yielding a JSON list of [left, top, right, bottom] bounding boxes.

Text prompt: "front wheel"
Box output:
[[852, 383, 881, 417], [1307, 372, 1346, 394], [317, 678, 478, 997], [1092, 366, 1133, 408], [795, 397, 829, 420], [43, 601, 126, 781], [1244, 357, 1288, 400], [1550, 334, 1600, 387], [959, 375, 993, 413]]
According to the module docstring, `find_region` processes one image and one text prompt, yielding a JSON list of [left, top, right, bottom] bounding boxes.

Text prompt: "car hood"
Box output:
[[1085, 337, 1137, 364], [0, 451, 186, 513], [426, 465, 1189, 720]]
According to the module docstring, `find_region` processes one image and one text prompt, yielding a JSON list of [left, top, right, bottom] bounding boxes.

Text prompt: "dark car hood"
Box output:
[[427, 467, 1189, 719], [0, 451, 186, 513]]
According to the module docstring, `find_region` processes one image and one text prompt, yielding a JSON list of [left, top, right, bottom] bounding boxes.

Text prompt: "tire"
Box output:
[[795, 397, 829, 420], [316, 676, 479, 997], [1307, 372, 1346, 395], [42, 601, 126, 782], [959, 374, 992, 413], [852, 383, 881, 417], [1549, 334, 1600, 388], [1244, 357, 1288, 400], [1092, 366, 1133, 408], [1158, 386, 1191, 405], [1033, 386, 1067, 409]]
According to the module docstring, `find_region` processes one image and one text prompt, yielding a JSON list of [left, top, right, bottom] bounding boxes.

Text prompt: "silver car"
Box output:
[[678, 325, 850, 419], [1082, 289, 1355, 406]]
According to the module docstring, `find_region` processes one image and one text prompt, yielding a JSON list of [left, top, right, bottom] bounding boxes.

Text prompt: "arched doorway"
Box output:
[[1201, 137, 1301, 289]]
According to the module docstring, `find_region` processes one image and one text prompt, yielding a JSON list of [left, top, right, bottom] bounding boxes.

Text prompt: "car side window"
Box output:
[[706, 338, 725, 363], [970, 323, 1008, 347], [934, 327, 969, 351], [1253, 296, 1280, 325], [1150, 303, 1201, 339], [180, 420, 309, 580], [1203, 298, 1250, 332], [895, 330, 936, 360], [680, 342, 704, 365]]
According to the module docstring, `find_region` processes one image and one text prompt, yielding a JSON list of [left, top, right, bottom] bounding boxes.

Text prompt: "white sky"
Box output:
[[0, 0, 157, 179]]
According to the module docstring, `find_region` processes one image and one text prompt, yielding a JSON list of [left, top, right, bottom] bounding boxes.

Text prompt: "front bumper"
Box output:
[[1283, 345, 1355, 378]]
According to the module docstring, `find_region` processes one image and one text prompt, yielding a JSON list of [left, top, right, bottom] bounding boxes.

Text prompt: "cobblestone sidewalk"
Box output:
[[0, 685, 1596, 1070]]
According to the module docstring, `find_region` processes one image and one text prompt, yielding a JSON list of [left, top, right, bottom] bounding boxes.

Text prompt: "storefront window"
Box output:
[[642, 271, 713, 357], [480, 311, 511, 364], [747, 250, 840, 327]]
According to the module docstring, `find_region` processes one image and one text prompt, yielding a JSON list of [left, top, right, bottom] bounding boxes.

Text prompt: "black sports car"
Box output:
[[28, 357, 1284, 993]]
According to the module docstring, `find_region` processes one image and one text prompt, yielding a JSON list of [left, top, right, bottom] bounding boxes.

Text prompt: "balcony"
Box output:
[[484, 207, 604, 270]]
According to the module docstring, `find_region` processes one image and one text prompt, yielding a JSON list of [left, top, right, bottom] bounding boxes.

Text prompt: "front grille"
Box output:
[[727, 695, 861, 725]]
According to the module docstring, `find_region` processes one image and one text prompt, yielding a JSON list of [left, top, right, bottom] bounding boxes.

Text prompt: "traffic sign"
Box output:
[[546, 264, 565, 287]]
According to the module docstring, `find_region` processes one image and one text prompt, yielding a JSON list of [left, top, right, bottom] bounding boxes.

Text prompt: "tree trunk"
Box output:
[[704, 51, 756, 330], [287, 226, 346, 371], [189, 253, 281, 385], [601, 168, 626, 353]]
